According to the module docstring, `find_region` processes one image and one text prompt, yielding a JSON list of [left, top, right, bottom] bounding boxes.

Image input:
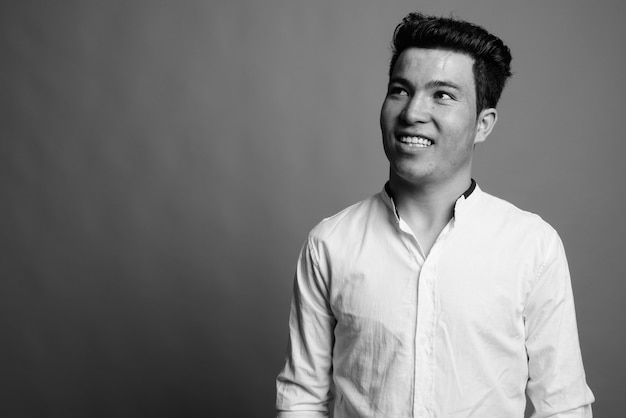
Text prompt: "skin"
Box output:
[[380, 48, 497, 252]]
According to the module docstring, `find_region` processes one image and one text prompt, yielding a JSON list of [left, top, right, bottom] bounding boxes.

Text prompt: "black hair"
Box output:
[[389, 12, 512, 115]]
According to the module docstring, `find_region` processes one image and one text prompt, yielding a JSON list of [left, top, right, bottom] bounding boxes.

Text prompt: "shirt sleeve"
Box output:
[[276, 235, 336, 417], [524, 231, 595, 418]]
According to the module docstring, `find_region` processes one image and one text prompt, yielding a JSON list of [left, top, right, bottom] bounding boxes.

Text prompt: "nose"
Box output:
[[401, 94, 430, 124]]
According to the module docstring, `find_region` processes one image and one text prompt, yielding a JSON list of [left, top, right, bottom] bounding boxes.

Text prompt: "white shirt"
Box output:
[[276, 184, 594, 417]]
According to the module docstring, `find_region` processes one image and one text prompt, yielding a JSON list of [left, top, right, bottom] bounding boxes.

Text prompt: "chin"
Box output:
[[392, 166, 432, 185]]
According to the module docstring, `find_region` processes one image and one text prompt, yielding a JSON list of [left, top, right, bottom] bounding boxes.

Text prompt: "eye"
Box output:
[[434, 91, 454, 101], [388, 85, 409, 97]]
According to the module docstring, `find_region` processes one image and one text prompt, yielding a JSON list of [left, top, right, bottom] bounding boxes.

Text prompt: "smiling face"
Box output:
[[380, 48, 496, 191]]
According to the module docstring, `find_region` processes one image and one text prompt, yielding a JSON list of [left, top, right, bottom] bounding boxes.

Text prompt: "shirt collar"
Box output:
[[462, 178, 477, 199], [382, 179, 479, 223]]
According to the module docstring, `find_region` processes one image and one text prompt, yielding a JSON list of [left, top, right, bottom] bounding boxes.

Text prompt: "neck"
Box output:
[[388, 172, 472, 254], [389, 172, 472, 219]]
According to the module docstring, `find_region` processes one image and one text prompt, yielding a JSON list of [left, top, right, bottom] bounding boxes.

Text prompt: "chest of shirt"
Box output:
[[325, 225, 538, 341]]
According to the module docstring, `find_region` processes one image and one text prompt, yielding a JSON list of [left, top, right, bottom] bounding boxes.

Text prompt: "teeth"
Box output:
[[399, 136, 432, 147]]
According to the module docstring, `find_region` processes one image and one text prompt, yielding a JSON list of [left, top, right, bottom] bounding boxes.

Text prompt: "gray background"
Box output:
[[1, 0, 624, 417]]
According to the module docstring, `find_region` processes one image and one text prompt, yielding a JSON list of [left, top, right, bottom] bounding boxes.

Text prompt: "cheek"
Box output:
[[442, 114, 477, 142], [380, 103, 390, 129], [379, 109, 386, 132], [380, 98, 401, 127]]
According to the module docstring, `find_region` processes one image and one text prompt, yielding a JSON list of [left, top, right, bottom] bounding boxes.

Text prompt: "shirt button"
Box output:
[[417, 407, 428, 417]]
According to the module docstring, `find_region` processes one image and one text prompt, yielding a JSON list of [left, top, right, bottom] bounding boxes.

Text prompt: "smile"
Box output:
[[398, 136, 433, 147]]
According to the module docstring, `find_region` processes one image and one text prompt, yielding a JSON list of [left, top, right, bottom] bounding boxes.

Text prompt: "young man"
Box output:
[[276, 12, 594, 417]]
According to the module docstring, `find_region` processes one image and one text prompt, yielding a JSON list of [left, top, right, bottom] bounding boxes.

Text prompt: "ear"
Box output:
[[473, 107, 497, 145]]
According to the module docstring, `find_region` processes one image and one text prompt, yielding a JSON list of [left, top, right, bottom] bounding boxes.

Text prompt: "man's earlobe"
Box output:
[[474, 108, 498, 144]]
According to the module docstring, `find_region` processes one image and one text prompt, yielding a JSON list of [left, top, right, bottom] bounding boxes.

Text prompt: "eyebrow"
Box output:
[[388, 77, 462, 92], [426, 80, 462, 91]]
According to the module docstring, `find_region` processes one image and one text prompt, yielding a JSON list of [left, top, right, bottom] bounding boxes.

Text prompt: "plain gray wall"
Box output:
[[1, 1, 624, 416]]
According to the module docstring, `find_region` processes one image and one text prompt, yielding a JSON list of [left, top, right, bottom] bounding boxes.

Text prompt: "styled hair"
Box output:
[[389, 12, 512, 114]]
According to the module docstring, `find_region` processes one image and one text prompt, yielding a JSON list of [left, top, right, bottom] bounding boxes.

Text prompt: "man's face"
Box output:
[[380, 48, 494, 188]]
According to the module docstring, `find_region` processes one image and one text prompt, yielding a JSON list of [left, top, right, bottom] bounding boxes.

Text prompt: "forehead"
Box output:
[[392, 48, 475, 90]]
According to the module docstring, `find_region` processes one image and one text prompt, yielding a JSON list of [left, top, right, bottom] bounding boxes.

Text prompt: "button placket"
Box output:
[[414, 258, 436, 417]]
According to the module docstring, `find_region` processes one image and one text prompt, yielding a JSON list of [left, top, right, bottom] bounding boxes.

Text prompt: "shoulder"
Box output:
[[307, 191, 390, 243], [478, 189, 555, 228], [473, 188, 560, 245]]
